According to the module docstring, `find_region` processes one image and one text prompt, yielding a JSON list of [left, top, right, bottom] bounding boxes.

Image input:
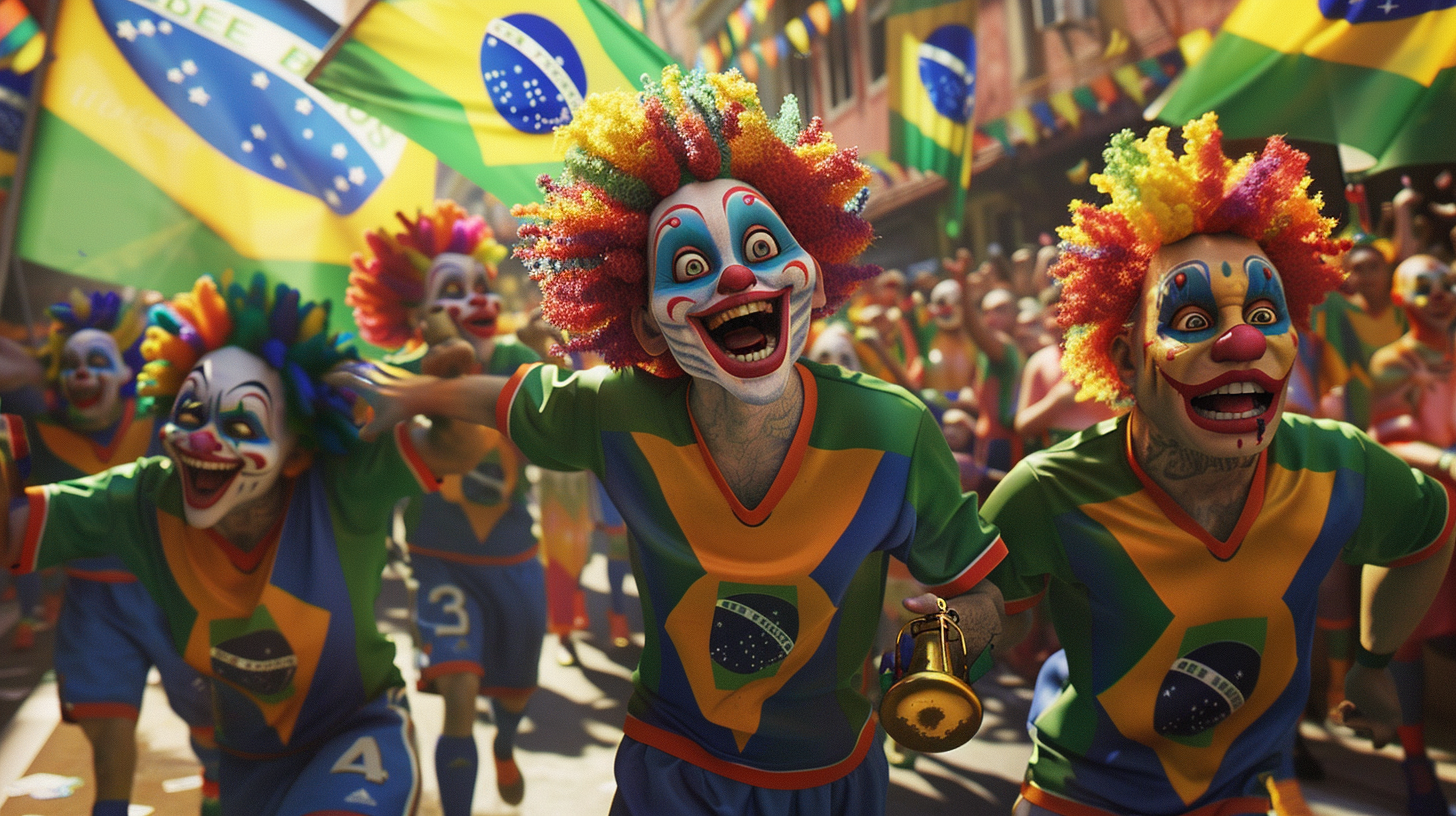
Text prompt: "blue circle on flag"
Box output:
[[480, 14, 587, 135], [918, 25, 975, 124], [1319, 0, 1456, 23], [91, 0, 384, 214]]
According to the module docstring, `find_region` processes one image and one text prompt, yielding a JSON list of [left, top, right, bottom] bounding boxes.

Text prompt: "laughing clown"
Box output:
[[334, 66, 1008, 816], [347, 201, 545, 812], [2, 273, 485, 816], [2, 290, 220, 816], [981, 114, 1456, 816]]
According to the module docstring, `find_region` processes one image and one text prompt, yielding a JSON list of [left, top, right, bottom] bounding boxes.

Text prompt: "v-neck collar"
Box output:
[[201, 481, 294, 574], [1123, 415, 1267, 561], [686, 363, 816, 527]]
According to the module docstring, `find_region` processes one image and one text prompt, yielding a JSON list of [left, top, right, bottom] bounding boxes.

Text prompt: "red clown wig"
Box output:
[[1055, 113, 1347, 406], [512, 66, 878, 378], [346, 200, 508, 351]]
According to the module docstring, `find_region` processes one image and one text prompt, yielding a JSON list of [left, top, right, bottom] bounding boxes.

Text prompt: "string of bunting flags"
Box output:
[[696, 0, 859, 81], [973, 29, 1211, 173]]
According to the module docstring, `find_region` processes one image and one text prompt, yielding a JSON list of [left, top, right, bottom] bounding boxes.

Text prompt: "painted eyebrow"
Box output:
[[223, 380, 273, 400], [651, 203, 704, 250]]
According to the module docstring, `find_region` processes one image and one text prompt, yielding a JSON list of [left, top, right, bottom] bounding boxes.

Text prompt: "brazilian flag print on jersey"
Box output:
[[308, 0, 676, 208], [17, 0, 435, 313]]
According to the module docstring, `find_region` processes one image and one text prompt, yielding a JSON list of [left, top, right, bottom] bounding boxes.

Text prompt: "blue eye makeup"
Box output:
[[1156, 260, 1219, 343], [725, 191, 795, 267], [654, 209, 721, 289], [1243, 257, 1290, 335]]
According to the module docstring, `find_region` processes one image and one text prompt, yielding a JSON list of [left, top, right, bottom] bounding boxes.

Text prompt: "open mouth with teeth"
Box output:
[[175, 451, 243, 510], [459, 310, 498, 338], [1163, 369, 1286, 433], [690, 289, 791, 378]]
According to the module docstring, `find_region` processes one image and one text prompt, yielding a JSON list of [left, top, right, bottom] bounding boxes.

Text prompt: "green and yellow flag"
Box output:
[[309, 0, 676, 208], [887, 0, 976, 232], [1159, 0, 1456, 174], [16, 0, 436, 313]]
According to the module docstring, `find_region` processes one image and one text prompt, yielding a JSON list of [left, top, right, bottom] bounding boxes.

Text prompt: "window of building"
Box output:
[[785, 50, 816, 122], [826, 9, 855, 109], [1033, 0, 1097, 30], [866, 1, 889, 86]]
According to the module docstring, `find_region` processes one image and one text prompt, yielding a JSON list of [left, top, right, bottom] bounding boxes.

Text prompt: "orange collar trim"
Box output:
[[687, 363, 816, 527], [1123, 415, 1267, 561]]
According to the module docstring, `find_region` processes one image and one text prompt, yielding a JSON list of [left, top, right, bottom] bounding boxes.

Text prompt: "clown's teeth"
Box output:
[[1199, 381, 1268, 398], [726, 336, 778, 363], [1193, 406, 1264, 421], [704, 300, 772, 331], [178, 454, 239, 471]]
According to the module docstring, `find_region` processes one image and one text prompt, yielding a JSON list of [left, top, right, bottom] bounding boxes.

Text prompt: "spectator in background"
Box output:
[[1366, 254, 1456, 816]]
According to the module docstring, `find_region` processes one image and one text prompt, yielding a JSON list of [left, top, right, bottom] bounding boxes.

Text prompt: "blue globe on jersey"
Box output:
[[93, 0, 392, 215], [479, 13, 587, 134], [918, 24, 975, 124]]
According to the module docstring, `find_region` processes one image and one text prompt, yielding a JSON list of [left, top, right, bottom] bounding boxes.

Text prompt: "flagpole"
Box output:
[[307, 0, 378, 84], [0, 0, 59, 344]]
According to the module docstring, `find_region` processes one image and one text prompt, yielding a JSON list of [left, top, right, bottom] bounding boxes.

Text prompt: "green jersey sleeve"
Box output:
[[498, 363, 609, 475], [20, 456, 172, 573], [1344, 430, 1452, 567], [982, 458, 1064, 612]]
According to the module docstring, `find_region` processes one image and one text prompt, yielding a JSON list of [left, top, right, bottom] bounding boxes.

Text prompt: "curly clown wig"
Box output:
[[512, 65, 878, 378], [346, 200, 509, 350], [1054, 113, 1347, 406], [138, 272, 361, 454], [41, 289, 148, 396]]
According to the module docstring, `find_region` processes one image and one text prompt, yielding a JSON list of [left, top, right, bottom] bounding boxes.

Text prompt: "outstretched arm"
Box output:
[[326, 361, 512, 439]]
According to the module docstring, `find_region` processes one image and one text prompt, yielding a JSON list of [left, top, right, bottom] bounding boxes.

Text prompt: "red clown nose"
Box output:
[[1211, 324, 1267, 362]]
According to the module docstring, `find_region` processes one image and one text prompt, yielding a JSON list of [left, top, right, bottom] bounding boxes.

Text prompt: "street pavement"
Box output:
[[0, 554, 1445, 815]]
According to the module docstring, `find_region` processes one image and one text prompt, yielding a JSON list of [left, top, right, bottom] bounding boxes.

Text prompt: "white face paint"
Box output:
[[807, 325, 861, 372], [646, 179, 821, 405], [928, 279, 963, 331], [58, 329, 131, 430], [425, 252, 501, 340], [161, 347, 296, 529]]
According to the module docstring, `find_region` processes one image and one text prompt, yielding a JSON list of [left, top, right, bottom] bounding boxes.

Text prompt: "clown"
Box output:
[[1, 274, 485, 816], [1365, 254, 1456, 816], [0, 290, 221, 816], [982, 115, 1455, 816], [334, 66, 1007, 816], [348, 201, 543, 811], [921, 277, 978, 393]]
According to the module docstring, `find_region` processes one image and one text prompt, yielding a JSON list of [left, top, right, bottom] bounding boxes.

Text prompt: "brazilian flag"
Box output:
[[1160, 0, 1456, 175], [308, 0, 677, 209], [887, 0, 976, 233], [16, 0, 437, 311]]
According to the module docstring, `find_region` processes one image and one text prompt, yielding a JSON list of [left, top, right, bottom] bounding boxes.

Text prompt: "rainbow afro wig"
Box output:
[[1055, 113, 1347, 406], [346, 200, 509, 350], [513, 65, 878, 377], [138, 272, 361, 454], [41, 289, 148, 396]]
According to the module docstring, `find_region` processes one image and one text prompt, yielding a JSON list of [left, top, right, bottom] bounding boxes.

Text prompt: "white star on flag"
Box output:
[[116, 20, 138, 41], [181, 59, 198, 76], [241, 141, 254, 153], [137, 19, 155, 36], [167, 68, 183, 84], [188, 87, 210, 106], [333, 176, 349, 191], [330, 144, 347, 160], [251, 124, 267, 140], [252, 72, 270, 90], [348, 167, 367, 185], [158, 20, 172, 33], [271, 154, 286, 169], [301, 128, 314, 139], [294, 98, 313, 115], [325, 190, 342, 207]]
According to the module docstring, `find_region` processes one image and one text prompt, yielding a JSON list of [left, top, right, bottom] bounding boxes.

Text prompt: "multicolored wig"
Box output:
[[513, 65, 878, 377], [138, 272, 361, 454], [1055, 113, 1347, 406], [40, 290, 148, 396], [346, 200, 509, 350]]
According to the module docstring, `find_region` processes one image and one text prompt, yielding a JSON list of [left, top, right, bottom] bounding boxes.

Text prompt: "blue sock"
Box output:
[[93, 801, 129, 816], [490, 699, 527, 760], [434, 734, 477, 816]]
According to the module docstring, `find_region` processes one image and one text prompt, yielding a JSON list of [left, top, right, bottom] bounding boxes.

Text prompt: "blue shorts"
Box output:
[[221, 689, 418, 816], [412, 553, 546, 695], [55, 576, 212, 728], [608, 734, 889, 816]]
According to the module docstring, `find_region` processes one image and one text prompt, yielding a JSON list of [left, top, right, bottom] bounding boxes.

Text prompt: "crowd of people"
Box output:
[[0, 64, 1450, 816]]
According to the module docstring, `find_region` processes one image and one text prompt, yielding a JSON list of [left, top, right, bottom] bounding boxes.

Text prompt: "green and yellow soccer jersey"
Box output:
[[985, 414, 1452, 815], [497, 360, 1004, 787], [1312, 292, 1406, 429], [16, 424, 438, 756]]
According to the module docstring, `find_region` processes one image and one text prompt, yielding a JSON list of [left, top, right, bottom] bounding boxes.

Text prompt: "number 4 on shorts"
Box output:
[[331, 736, 389, 783]]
